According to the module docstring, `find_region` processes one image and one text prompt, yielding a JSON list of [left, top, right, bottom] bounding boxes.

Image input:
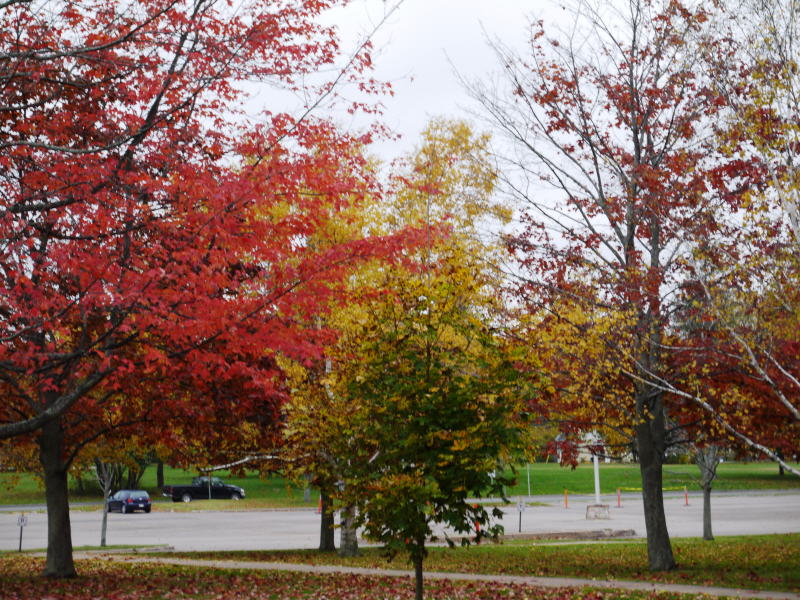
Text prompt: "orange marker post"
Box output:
[[564, 489, 568, 509], [684, 486, 689, 507], [617, 488, 621, 508]]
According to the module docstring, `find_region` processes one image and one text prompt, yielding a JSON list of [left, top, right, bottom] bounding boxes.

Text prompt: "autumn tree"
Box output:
[[280, 167, 391, 555], [341, 271, 529, 600], [651, 0, 800, 473], [667, 272, 800, 478], [0, 0, 392, 578], [471, 0, 762, 570], [283, 119, 530, 597]]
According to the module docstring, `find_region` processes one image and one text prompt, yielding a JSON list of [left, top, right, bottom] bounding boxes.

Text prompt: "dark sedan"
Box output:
[[107, 490, 152, 514]]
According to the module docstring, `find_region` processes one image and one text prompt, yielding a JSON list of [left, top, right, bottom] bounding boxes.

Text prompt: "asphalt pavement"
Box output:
[[1, 490, 798, 552]]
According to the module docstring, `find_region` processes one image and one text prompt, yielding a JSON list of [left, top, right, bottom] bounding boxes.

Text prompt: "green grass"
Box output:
[[2, 461, 798, 507], [158, 533, 800, 592], [502, 461, 800, 497], [0, 465, 319, 507], [0, 554, 705, 600]]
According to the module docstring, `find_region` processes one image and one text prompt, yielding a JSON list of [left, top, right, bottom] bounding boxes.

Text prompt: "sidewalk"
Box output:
[[87, 553, 800, 600]]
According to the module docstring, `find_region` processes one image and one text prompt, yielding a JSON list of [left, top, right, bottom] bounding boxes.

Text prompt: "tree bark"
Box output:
[[156, 459, 164, 489], [695, 445, 718, 541], [636, 395, 676, 571], [338, 504, 359, 557], [319, 489, 336, 552], [125, 462, 146, 489], [95, 460, 114, 548], [39, 417, 76, 578], [413, 554, 424, 600], [702, 484, 713, 540]]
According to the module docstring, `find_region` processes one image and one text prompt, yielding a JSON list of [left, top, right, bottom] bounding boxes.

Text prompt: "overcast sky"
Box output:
[[321, 0, 561, 160]]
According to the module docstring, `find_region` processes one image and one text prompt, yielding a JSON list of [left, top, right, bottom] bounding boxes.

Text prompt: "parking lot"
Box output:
[[1, 490, 798, 552]]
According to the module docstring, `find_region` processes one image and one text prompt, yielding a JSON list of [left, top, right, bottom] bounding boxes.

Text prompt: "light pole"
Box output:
[[593, 454, 601, 505]]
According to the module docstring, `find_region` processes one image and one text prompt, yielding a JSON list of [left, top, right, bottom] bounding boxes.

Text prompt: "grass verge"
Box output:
[[0, 553, 729, 599], [157, 533, 800, 593]]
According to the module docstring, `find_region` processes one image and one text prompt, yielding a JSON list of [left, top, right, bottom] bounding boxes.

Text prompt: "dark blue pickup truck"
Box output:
[[162, 476, 246, 502]]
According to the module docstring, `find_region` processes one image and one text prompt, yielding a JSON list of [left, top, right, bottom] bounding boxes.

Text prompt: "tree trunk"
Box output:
[[39, 417, 76, 578], [125, 464, 145, 489], [100, 488, 110, 547], [319, 489, 336, 552], [338, 504, 359, 557], [702, 484, 713, 540], [413, 554, 424, 600], [695, 445, 718, 541], [636, 398, 676, 571], [97, 461, 114, 548], [156, 459, 164, 489]]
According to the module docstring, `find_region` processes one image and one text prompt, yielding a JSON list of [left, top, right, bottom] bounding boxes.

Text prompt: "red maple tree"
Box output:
[[0, 0, 397, 577]]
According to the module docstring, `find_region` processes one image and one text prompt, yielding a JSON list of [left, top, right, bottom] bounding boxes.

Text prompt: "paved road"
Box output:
[[2, 490, 798, 552]]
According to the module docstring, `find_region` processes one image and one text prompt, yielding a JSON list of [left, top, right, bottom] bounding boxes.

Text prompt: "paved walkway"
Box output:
[[82, 553, 800, 600]]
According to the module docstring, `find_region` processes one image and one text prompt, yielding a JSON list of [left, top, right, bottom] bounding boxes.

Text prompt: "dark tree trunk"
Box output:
[[702, 484, 713, 540], [413, 554, 424, 600], [338, 504, 359, 557], [319, 489, 336, 552], [156, 459, 164, 489], [125, 463, 146, 489], [636, 394, 676, 572], [39, 417, 76, 578]]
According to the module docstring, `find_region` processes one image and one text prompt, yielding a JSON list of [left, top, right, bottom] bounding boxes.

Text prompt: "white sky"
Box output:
[[322, 0, 559, 161]]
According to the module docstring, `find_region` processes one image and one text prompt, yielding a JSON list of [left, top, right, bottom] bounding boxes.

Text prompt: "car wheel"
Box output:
[[122, 504, 129, 514], [145, 506, 151, 513], [181, 493, 192, 503], [230, 493, 241, 500]]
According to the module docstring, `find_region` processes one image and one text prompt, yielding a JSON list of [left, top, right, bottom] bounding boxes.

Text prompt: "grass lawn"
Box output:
[[0, 554, 740, 600], [502, 461, 800, 497], [2, 461, 798, 507], [159, 533, 800, 593], [0, 466, 316, 508]]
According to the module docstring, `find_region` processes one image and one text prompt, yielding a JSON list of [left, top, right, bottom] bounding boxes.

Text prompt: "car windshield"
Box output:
[[195, 476, 223, 486]]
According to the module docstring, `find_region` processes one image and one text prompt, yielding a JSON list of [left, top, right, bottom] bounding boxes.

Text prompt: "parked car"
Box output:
[[162, 476, 246, 502], [107, 490, 152, 514]]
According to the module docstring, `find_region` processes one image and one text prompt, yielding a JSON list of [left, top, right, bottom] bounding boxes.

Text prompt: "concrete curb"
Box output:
[[501, 529, 637, 541]]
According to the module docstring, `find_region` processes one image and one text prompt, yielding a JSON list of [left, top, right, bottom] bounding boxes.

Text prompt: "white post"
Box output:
[[593, 454, 601, 505], [527, 463, 531, 497]]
